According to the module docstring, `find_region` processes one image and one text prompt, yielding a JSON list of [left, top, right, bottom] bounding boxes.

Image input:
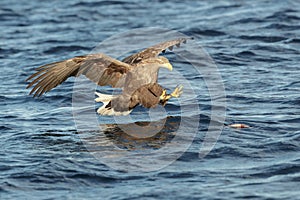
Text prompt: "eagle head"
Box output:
[[144, 56, 173, 71], [157, 56, 173, 71]]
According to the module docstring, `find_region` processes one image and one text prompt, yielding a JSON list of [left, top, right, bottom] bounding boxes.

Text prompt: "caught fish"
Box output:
[[228, 124, 250, 128]]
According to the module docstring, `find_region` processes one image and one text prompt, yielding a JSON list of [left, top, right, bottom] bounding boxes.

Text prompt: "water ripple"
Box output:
[[1, 0, 300, 199]]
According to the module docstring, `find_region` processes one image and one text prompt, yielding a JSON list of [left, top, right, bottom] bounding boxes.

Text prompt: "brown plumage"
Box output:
[[26, 38, 190, 115]]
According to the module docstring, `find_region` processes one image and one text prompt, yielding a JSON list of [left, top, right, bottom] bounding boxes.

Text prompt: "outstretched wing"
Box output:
[[26, 53, 132, 97], [122, 37, 191, 65]]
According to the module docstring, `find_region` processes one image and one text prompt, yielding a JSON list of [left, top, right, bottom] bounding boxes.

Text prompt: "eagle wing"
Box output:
[[122, 37, 191, 65], [26, 53, 132, 97]]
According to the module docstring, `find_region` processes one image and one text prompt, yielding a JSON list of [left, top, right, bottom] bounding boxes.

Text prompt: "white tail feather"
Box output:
[[95, 92, 114, 103], [95, 92, 132, 116]]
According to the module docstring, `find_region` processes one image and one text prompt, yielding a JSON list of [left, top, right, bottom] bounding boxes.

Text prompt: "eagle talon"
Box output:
[[159, 89, 169, 106], [171, 85, 183, 98], [159, 85, 183, 106]]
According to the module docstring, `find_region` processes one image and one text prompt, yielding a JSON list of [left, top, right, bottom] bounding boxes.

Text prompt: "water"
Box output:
[[1, 0, 300, 199]]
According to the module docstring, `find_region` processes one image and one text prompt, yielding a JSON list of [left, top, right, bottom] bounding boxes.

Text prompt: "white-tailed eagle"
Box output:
[[26, 38, 189, 115]]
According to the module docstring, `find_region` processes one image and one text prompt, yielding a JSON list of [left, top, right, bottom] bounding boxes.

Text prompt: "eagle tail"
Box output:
[[95, 92, 114, 103], [95, 92, 132, 116]]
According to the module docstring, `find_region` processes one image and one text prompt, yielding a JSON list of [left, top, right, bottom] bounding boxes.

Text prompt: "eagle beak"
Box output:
[[163, 62, 173, 71]]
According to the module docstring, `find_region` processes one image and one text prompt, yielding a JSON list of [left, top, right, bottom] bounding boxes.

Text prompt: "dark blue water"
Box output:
[[1, 0, 300, 199]]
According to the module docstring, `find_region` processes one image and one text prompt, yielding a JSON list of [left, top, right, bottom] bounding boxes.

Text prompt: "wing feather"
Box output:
[[26, 53, 132, 97], [27, 38, 191, 97], [122, 37, 192, 65]]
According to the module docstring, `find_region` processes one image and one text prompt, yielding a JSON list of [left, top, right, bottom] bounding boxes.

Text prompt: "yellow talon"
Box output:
[[171, 85, 183, 98], [160, 86, 183, 106], [160, 89, 167, 100]]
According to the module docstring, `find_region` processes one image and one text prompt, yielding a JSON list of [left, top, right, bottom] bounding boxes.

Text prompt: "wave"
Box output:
[[187, 28, 226, 37], [43, 45, 90, 54], [73, 1, 129, 7], [239, 35, 287, 43]]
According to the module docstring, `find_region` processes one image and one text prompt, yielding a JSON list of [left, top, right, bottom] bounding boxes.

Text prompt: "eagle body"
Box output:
[[26, 38, 189, 115]]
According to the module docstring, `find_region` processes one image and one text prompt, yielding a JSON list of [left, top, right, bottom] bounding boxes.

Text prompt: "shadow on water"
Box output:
[[83, 116, 181, 151]]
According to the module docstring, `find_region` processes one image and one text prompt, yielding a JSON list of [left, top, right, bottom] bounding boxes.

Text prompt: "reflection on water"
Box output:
[[79, 115, 197, 172], [86, 116, 180, 150]]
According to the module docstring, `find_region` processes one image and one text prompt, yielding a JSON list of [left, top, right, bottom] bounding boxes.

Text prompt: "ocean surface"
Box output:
[[1, 0, 300, 199]]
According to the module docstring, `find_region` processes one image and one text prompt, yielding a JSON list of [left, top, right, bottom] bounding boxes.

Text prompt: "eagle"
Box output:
[[26, 38, 189, 116]]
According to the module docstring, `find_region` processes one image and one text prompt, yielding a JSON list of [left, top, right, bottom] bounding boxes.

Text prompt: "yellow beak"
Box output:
[[163, 62, 173, 71]]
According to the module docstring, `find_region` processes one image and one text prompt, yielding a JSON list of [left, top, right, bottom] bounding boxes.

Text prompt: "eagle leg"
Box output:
[[160, 85, 183, 106]]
